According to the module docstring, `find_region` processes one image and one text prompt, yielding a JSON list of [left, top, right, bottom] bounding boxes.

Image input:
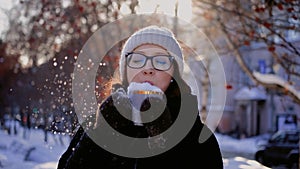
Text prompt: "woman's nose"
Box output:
[[142, 68, 155, 75], [141, 59, 155, 75], [142, 59, 155, 75]]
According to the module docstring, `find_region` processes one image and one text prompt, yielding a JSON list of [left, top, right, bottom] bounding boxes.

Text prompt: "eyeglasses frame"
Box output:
[[125, 52, 175, 71]]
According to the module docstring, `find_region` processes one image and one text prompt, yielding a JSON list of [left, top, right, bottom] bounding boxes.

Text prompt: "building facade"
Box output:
[[216, 40, 300, 138]]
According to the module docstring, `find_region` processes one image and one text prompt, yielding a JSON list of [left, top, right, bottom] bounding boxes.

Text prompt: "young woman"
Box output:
[[57, 25, 224, 169]]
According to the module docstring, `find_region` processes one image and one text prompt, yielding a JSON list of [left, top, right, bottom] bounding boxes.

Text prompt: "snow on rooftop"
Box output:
[[234, 86, 267, 100], [253, 71, 300, 100]]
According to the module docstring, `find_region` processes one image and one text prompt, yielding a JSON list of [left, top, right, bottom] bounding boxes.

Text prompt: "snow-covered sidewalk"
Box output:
[[0, 125, 271, 169], [216, 133, 271, 169], [0, 126, 70, 169]]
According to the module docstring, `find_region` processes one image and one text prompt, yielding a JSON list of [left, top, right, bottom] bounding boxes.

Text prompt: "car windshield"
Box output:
[[270, 131, 285, 143], [269, 130, 300, 143]]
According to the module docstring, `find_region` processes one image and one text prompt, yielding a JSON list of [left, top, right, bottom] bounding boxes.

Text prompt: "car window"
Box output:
[[286, 132, 300, 144], [270, 132, 285, 143]]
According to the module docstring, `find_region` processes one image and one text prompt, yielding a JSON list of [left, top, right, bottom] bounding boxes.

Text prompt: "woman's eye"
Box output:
[[132, 59, 144, 63], [154, 57, 168, 65], [156, 60, 167, 65]]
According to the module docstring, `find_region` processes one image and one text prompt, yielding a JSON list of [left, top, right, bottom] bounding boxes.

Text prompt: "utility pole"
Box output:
[[173, 0, 178, 36]]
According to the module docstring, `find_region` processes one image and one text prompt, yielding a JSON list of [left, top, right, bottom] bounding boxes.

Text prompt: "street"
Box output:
[[222, 150, 290, 169]]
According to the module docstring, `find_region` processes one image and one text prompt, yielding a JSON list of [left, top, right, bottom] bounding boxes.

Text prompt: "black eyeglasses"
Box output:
[[125, 52, 174, 71]]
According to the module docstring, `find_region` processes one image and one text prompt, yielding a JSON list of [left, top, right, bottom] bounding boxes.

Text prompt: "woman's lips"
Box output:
[[143, 81, 154, 85]]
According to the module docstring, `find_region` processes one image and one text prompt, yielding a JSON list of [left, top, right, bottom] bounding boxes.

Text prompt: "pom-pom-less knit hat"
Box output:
[[119, 25, 184, 84]]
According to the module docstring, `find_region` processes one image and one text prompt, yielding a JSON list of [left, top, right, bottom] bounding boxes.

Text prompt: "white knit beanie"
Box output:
[[119, 25, 184, 83]]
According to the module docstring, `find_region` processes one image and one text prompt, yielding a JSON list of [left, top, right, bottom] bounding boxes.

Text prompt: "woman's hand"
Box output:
[[95, 84, 133, 131]]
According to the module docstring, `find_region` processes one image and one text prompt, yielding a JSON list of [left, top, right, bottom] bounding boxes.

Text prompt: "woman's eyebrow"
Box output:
[[133, 50, 169, 55], [153, 52, 169, 55], [146, 52, 169, 56], [132, 50, 145, 54]]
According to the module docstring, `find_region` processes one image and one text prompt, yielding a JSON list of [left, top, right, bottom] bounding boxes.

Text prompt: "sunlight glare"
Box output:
[[120, 3, 131, 15], [137, 0, 193, 22], [33, 162, 58, 169], [234, 156, 247, 162], [19, 55, 31, 67]]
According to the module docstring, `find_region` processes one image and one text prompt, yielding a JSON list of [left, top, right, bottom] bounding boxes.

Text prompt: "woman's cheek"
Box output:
[[127, 69, 141, 83]]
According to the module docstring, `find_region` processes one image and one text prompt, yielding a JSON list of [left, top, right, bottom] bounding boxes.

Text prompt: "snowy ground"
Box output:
[[0, 123, 271, 169], [0, 124, 70, 169], [216, 133, 271, 169]]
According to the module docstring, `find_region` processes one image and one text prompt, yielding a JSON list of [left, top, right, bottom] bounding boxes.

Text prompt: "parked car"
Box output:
[[255, 130, 300, 168]]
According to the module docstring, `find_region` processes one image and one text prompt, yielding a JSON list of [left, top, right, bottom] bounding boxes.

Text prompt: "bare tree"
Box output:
[[193, 0, 300, 104], [1, 0, 138, 136]]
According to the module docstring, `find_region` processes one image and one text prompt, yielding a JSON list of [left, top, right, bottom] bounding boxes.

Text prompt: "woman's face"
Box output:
[[126, 44, 174, 92]]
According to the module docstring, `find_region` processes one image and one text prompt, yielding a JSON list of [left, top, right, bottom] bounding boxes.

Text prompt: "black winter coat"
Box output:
[[57, 92, 224, 169]]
